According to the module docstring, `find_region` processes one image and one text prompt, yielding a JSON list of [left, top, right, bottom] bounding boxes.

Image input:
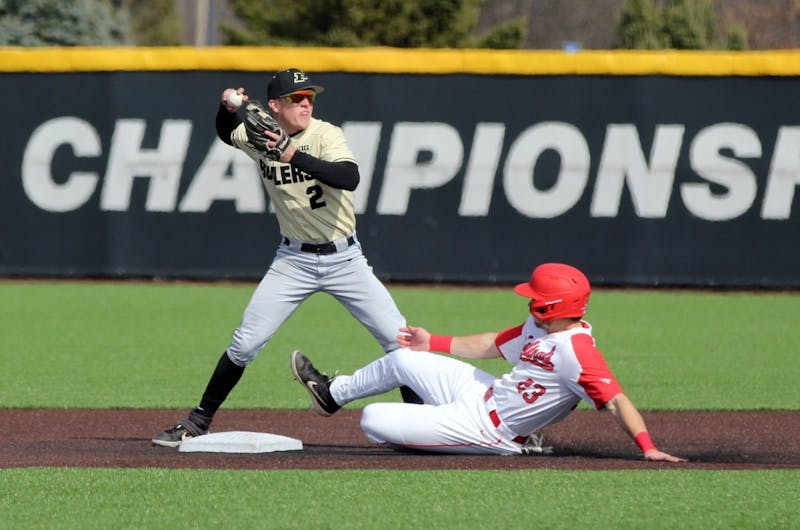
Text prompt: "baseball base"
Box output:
[[178, 431, 303, 453]]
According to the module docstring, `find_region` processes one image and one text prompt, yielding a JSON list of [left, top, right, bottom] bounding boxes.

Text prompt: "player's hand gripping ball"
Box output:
[[227, 91, 244, 108], [243, 100, 291, 161]]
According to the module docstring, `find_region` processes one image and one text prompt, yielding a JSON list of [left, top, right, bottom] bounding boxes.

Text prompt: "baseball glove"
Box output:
[[243, 100, 291, 161]]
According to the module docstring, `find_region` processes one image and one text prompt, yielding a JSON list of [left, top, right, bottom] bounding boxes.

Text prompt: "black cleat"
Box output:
[[290, 350, 340, 416], [151, 409, 212, 448]]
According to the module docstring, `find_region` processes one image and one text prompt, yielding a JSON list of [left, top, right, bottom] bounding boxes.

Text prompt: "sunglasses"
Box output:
[[284, 91, 315, 104]]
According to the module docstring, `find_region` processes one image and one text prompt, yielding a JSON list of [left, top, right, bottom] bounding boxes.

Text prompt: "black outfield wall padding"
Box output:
[[1, 49, 798, 287]]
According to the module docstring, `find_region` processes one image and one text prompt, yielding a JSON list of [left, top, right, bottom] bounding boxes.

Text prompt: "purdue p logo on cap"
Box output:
[[267, 68, 325, 99]]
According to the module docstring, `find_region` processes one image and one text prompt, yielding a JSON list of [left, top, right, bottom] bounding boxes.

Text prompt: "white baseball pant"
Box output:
[[226, 235, 405, 366], [330, 348, 528, 455]]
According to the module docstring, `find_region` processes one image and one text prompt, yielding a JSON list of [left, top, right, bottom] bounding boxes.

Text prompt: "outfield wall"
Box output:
[[1, 48, 798, 286]]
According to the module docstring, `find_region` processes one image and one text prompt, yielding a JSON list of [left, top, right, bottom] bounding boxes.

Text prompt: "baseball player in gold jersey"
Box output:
[[153, 68, 420, 447]]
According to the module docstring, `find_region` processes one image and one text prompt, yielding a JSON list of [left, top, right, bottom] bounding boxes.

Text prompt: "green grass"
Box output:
[[0, 282, 797, 409], [1, 281, 798, 529], [1, 468, 797, 529]]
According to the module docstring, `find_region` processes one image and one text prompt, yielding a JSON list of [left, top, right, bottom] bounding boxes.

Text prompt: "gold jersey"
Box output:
[[231, 117, 357, 242]]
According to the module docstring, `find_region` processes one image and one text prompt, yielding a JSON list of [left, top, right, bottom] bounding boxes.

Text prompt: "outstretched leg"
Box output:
[[331, 348, 495, 406], [290, 348, 495, 415]]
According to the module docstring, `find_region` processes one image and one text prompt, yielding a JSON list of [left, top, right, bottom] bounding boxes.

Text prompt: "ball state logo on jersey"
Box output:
[[520, 339, 555, 371]]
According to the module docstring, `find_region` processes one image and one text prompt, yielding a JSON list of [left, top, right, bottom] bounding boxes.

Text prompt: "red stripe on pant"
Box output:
[[487, 409, 528, 444]]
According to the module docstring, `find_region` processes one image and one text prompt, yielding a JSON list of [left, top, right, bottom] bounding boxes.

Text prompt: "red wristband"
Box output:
[[428, 335, 453, 354], [635, 431, 657, 453]]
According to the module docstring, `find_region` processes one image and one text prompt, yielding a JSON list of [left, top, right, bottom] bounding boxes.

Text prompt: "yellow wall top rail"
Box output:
[[3, 46, 800, 76]]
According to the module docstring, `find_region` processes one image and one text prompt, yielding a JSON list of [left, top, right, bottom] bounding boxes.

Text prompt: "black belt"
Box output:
[[283, 235, 355, 255]]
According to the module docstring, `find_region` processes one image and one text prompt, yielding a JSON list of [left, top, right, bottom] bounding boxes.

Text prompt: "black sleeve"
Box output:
[[290, 150, 360, 191], [215, 103, 241, 146]]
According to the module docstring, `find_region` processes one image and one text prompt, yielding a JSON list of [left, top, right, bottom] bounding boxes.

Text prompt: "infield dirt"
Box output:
[[1, 409, 798, 470]]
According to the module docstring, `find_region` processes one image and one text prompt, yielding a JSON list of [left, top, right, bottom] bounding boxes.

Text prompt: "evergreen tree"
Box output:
[[470, 17, 527, 50], [613, 0, 666, 49], [222, 0, 525, 49], [662, 0, 715, 49], [125, 0, 183, 46], [614, 0, 747, 50], [725, 24, 747, 51], [0, 0, 129, 46]]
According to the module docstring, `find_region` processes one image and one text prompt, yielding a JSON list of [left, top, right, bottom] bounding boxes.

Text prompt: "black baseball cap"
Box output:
[[267, 68, 325, 99]]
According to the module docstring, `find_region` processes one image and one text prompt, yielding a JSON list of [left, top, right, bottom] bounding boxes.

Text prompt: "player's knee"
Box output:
[[227, 328, 262, 366], [386, 347, 416, 372], [226, 348, 257, 366], [360, 404, 386, 443]]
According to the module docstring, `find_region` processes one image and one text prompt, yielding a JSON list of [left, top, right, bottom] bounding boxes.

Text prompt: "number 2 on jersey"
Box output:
[[307, 184, 326, 209]]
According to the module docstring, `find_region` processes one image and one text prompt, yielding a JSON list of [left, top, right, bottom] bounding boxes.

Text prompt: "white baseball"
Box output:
[[227, 91, 244, 108]]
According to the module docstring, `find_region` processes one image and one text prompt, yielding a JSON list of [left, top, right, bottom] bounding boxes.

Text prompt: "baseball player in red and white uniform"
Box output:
[[153, 68, 419, 447], [291, 263, 686, 460]]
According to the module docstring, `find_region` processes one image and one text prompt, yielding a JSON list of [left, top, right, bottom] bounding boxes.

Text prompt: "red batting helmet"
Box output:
[[514, 263, 591, 321]]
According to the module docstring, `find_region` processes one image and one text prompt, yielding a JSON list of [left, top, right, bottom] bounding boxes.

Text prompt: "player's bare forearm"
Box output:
[[605, 393, 687, 462], [398, 327, 500, 359], [606, 393, 647, 438], [451, 333, 501, 359]]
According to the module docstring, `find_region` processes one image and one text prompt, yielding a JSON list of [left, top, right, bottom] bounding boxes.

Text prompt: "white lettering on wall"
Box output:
[[100, 119, 192, 211], [504, 122, 590, 218], [591, 124, 684, 218], [179, 141, 264, 213], [762, 126, 800, 220], [22, 117, 101, 212], [459, 123, 506, 216], [342, 122, 382, 215], [377, 122, 463, 215], [683, 123, 760, 221], [18, 117, 798, 220]]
